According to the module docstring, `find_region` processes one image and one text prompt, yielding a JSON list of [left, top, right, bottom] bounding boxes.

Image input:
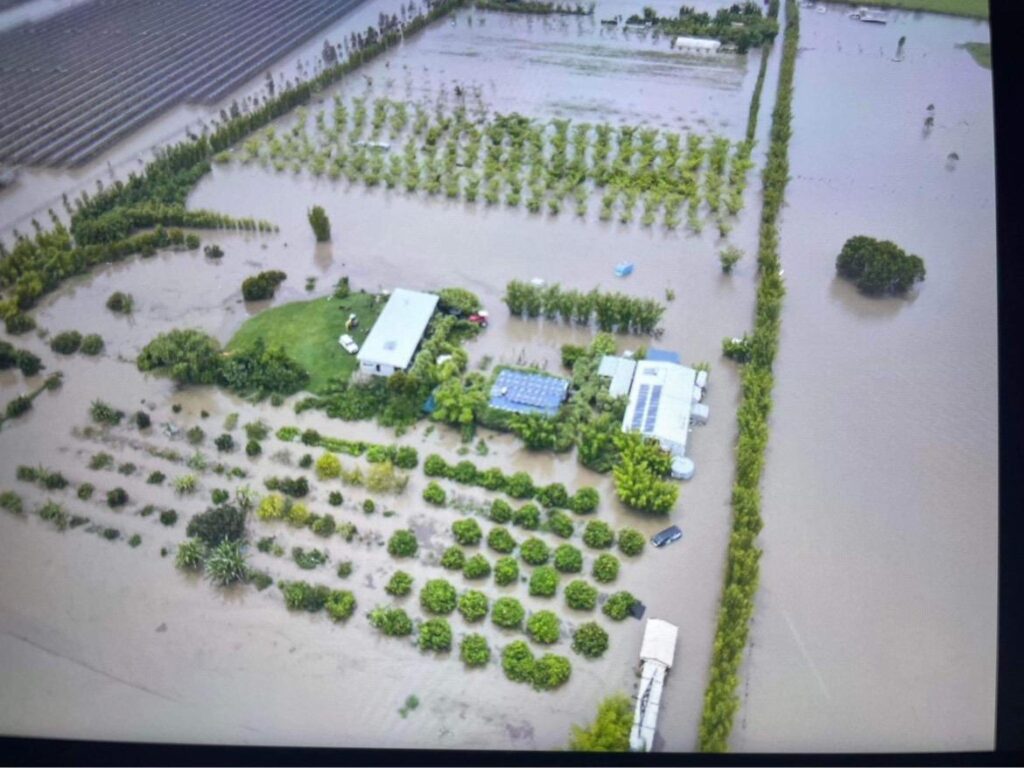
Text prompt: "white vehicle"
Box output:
[[338, 334, 359, 354]]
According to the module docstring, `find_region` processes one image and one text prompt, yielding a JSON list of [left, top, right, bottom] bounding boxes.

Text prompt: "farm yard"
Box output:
[[0, 0, 999, 757]]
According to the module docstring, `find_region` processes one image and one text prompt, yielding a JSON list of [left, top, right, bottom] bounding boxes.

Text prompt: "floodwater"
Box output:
[[731, 3, 997, 752], [0, 0, 770, 752]]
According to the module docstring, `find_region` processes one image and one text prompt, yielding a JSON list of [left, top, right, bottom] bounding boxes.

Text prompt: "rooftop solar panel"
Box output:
[[644, 385, 662, 432], [632, 383, 650, 431]]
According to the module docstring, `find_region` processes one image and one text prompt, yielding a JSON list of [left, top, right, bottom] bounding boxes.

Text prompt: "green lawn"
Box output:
[[227, 292, 384, 393], [828, 0, 988, 19], [959, 41, 991, 69]]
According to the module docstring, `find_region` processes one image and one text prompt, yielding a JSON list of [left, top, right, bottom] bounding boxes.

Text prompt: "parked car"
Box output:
[[467, 311, 489, 328], [338, 334, 359, 354], [651, 525, 682, 548]]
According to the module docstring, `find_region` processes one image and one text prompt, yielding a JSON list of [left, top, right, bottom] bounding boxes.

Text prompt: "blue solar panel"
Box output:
[[644, 385, 662, 432], [631, 384, 650, 431], [489, 370, 568, 416]]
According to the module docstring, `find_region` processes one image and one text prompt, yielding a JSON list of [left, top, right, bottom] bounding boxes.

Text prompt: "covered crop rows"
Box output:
[[0, 0, 371, 166], [233, 95, 755, 233]]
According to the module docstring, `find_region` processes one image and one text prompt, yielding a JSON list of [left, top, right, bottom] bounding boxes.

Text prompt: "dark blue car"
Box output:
[[651, 525, 682, 548]]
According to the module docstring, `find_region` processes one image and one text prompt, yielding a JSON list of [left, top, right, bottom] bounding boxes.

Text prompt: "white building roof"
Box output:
[[639, 618, 679, 667], [357, 288, 439, 370], [621, 360, 697, 457], [674, 36, 722, 51], [598, 355, 637, 398]]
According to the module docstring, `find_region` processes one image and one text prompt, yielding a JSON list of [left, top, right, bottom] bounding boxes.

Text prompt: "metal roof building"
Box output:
[[357, 288, 439, 376], [489, 369, 568, 417], [621, 360, 698, 457], [598, 355, 637, 398], [673, 36, 722, 53]]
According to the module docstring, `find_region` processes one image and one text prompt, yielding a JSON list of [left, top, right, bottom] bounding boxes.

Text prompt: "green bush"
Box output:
[[328, 491, 344, 506], [536, 482, 569, 509], [602, 591, 637, 621], [292, 546, 328, 570], [457, 589, 489, 622], [583, 520, 614, 549], [90, 399, 123, 425], [134, 410, 151, 429], [245, 440, 261, 456], [529, 566, 559, 598], [50, 331, 82, 355], [187, 426, 205, 445], [106, 291, 134, 314], [553, 544, 583, 573], [423, 453, 449, 477], [460, 634, 491, 667], [214, 433, 235, 452], [77, 483, 94, 501], [308, 205, 331, 242], [451, 517, 482, 545], [463, 553, 491, 579], [418, 618, 452, 652], [370, 606, 414, 636], [592, 553, 620, 583], [336, 561, 353, 578], [546, 510, 574, 538], [492, 596, 526, 629], [147, 471, 166, 485], [526, 610, 560, 644], [387, 529, 418, 558], [15, 349, 43, 376], [531, 654, 571, 690], [494, 556, 520, 586], [486, 526, 516, 554], [440, 546, 466, 570], [489, 499, 513, 523], [419, 578, 457, 614], [513, 503, 540, 530], [175, 538, 206, 570], [280, 580, 331, 612], [617, 528, 645, 556], [80, 334, 105, 355], [311, 513, 337, 537], [241, 270, 287, 301], [362, 498, 376, 514], [385, 570, 413, 596], [159, 509, 178, 526], [298, 453, 314, 469], [211, 488, 230, 504], [836, 235, 926, 295], [565, 579, 598, 610], [502, 640, 535, 683], [506, 472, 536, 499], [572, 622, 609, 658], [315, 452, 341, 480], [0, 490, 23, 514], [106, 487, 128, 508], [325, 590, 357, 622], [5, 314, 35, 336], [205, 540, 248, 586], [185, 503, 246, 546], [519, 537, 550, 566], [570, 487, 600, 514], [422, 481, 447, 506]]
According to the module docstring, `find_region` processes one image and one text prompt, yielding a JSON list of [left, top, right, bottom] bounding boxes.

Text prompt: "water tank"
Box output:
[[671, 456, 695, 480]]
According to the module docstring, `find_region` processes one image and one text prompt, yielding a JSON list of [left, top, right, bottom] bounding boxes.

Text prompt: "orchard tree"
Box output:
[[308, 206, 331, 242]]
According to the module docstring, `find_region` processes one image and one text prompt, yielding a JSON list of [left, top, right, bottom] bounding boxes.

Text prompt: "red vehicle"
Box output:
[[467, 311, 489, 328]]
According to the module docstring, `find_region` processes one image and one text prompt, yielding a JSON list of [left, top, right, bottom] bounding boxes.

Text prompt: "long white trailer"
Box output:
[[629, 618, 679, 752]]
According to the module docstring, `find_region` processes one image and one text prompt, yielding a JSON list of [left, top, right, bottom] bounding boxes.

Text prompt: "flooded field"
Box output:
[[732, 3, 997, 752], [1, 0, 773, 752]]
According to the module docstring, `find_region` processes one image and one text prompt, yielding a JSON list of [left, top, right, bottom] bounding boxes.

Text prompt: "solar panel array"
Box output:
[[490, 370, 568, 416], [631, 384, 651, 431], [645, 385, 663, 432]]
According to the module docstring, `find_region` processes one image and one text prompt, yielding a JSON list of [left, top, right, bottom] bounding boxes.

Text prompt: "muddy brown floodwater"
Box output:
[[731, 3, 997, 753], [1, 0, 771, 752]]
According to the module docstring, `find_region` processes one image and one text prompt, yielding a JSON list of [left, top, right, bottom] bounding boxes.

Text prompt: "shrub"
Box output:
[[134, 410, 151, 430], [186, 503, 246, 546], [418, 618, 453, 652], [50, 331, 82, 355], [204, 244, 224, 259], [583, 521, 614, 549], [206, 540, 248, 586], [565, 579, 599, 610], [328, 491, 343, 506], [277, 476, 309, 498], [147, 471, 166, 485], [490, 499, 512, 523], [531, 654, 571, 690], [836, 235, 926, 295], [280, 580, 331, 612], [90, 399, 123, 425], [492, 597, 525, 629], [241, 270, 287, 301], [211, 488, 230, 505], [6, 396, 31, 419], [39, 501, 69, 530], [248, 570, 273, 591], [175, 538, 206, 570], [298, 453, 313, 469], [592, 553, 621, 583], [315, 452, 341, 480], [80, 334, 105, 355], [174, 474, 198, 495], [451, 518, 482, 546], [494, 556, 520, 586], [602, 591, 637, 621], [106, 291, 134, 314], [463, 554, 491, 579], [362, 498, 376, 514], [529, 566, 559, 598], [526, 610, 560, 644], [423, 453, 449, 477], [457, 590, 489, 622], [536, 483, 569, 509], [336, 561, 353, 578], [513, 503, 540, 530], [246, 440, 262, 456], [505, 471, 535, 499], [77, 483, 94, 501], [440, 546, 465, 570], [287, 501, 311, 527], [572, 622, 610, 659], [451, 460, 478, 484], [325, 590, 357, 622], [546, 510, 574, 538], [311, 513, 337, 537], [292, 546, 328, 570], [420, 579, 457, 615], [308, 205, 331, 242], [387, 529, 421, 561], [385, 570, 414, 596], [422, 481, 446, 506], [15, 350, 43, 376], [394, 446, 419, 469], [461, 634, 491, 667], [487, 526, 516, 554], [719, 246, 744, 274], [5, 313, 35, 335], [614, 527, 644, 556], [214, 433, 235, 453], [256, 493, 287, 521], [554, 544, 583, 574], [501, 640, 535, 683], [159, 509, 178, 526], [117, 462, 136, 476], [106, 487, 128, 508], [520, 537, 550, 566], [187, 426, 205, 445], [570, 487, 600, 514], [0, 490, 23, 514]]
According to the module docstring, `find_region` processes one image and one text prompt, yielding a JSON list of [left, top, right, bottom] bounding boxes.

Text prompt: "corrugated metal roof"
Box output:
[[598, 355, 637, 398], [621, 360, 697, 456], [640, 618, 678, 667], [356, 288, 439, 370]]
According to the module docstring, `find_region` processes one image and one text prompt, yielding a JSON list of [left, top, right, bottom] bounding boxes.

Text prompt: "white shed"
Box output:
[[357, 288, 439, 376], [673, 36, 722, 53]]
